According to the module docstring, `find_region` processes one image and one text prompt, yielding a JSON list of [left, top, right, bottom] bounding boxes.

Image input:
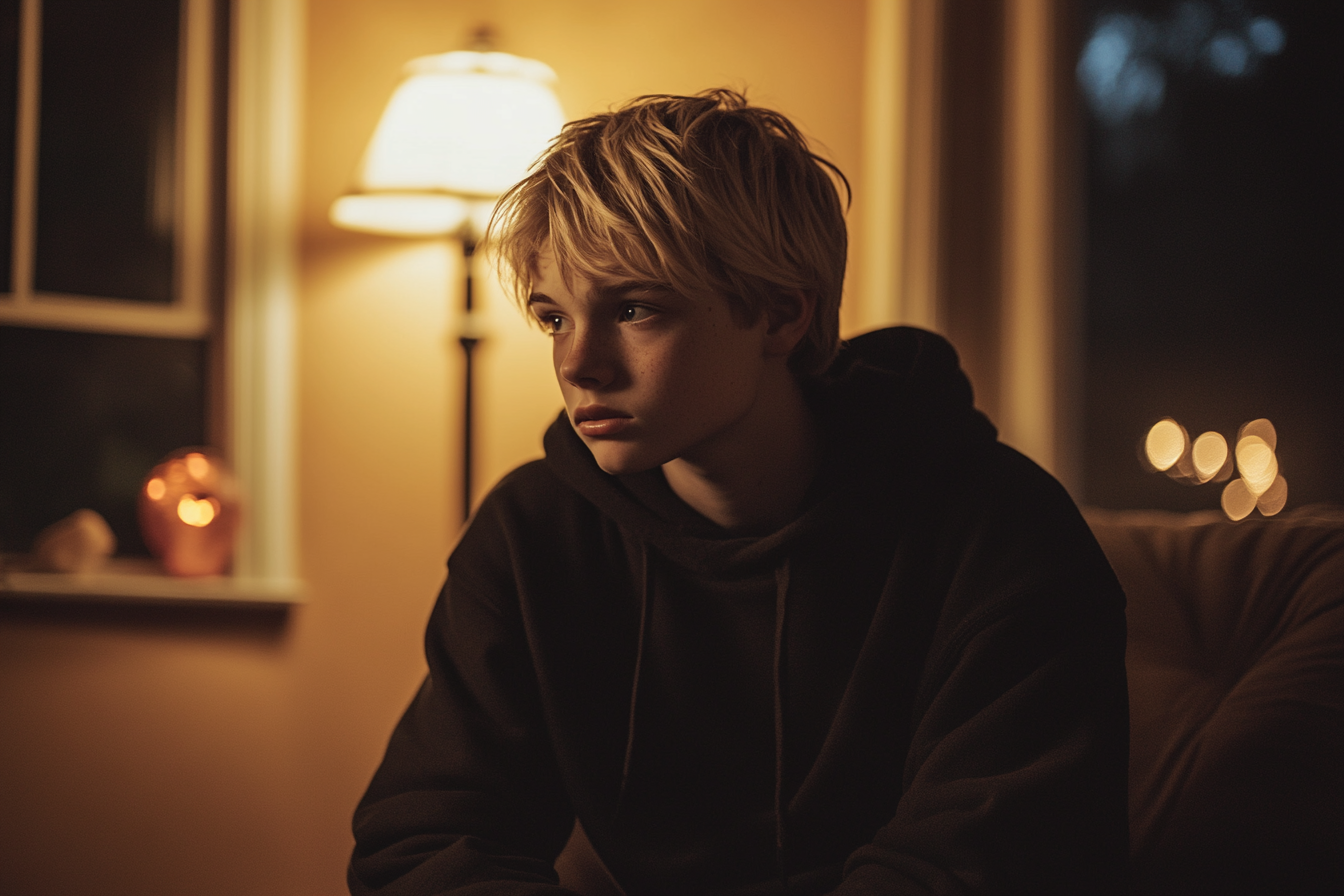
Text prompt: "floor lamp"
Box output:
[[331, 44, 564, 522]]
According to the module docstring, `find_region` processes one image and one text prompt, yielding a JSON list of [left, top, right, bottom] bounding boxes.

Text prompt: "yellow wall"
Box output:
[[0, 2, 866, 894]]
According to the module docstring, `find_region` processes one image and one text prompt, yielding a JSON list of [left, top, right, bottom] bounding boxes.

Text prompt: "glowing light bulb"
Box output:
[[1191, 432, 1228, 482], [1145, 418, 1186, 471]]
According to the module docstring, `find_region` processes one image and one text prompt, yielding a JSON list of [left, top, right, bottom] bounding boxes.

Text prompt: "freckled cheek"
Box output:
[[639, 350, 697, 400]]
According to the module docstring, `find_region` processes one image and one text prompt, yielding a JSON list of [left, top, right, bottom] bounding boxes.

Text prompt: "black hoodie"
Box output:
[[349, 327, 1129, 895]]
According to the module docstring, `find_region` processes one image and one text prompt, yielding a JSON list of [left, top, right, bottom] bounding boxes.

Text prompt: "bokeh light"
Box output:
[[1078, 5, 1285, 126], [1257, 475, 1288, 516], [185, 452, 210, 480], [145, 477, 166, 501], [1236, 434, 1278, 496], [1239, 417, 1277, 451], [1248, 16, 1286, 54], [1145, 418, 1187, 471], [176, 495, 219, 528], [1139, 415, 1287, 520], [1221, 478, 1256, 521], [1191, 431, 1228, 482]]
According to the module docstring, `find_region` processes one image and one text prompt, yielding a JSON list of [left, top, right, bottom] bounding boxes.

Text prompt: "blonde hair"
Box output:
[[488, 88, 850, 376]]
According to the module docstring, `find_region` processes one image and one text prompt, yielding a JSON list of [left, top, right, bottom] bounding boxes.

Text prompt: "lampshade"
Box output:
[[331, 50, 565, 237]]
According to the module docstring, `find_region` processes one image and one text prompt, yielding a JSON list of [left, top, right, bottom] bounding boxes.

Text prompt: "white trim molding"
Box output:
[[225, 0, 303, 595]]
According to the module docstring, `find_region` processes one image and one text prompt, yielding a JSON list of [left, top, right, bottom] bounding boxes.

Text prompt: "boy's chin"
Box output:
[[584, 441, 665, 477]]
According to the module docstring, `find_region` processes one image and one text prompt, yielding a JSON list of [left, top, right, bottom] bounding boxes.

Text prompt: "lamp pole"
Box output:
[[458, 236, 478, 523]]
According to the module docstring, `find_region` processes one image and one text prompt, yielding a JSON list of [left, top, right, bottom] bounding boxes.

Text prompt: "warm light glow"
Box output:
[[333, 49, 565, 238], [140, 448, 239, 577], [185, 452, 210, 480], [177, 495, 219, 527], [1239, 417, 1277, 452], [1236, 435, 1278, 496], [1221, 478, 1256, 521], [1145, 418, 1187, 471], [1257, 475, 1288, 516], [330, 194, 471, 237], [1191, 431, 1228, 482], [1139, 413, 1287, 520], [363, 52, 563, 196]]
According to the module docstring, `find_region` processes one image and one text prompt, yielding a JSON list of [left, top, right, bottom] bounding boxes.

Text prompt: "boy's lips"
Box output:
[[573, 405, 633, 438]]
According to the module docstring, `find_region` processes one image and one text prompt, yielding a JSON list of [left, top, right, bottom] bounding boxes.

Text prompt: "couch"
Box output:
[[1086, 505, 1344, 895]]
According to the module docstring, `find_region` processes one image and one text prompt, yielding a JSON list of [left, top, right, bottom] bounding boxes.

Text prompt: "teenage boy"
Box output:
[[349, 89, 1128, 895]]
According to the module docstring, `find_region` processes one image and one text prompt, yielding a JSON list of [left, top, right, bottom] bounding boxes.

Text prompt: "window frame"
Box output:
[[0, 0, 302, 605], [0, 0, 215, 336]]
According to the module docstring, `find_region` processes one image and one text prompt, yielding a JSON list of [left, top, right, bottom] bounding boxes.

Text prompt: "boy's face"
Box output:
[[528, 253, 773, 476]]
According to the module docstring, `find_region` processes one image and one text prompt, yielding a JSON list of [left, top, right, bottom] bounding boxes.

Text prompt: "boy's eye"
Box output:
[[539, 314, 570, 334], [620, 304, 655, 323]]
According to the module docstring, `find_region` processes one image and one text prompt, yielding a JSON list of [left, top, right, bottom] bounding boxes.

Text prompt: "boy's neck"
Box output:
[[661, 367, 818, 533]]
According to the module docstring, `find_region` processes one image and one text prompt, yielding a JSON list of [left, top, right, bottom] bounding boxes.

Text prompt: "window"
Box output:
[[0, 0, 216, 334], [0, 0, 218, 561], [0, 0, 301, 603], [1078, 0, 1344, 514]]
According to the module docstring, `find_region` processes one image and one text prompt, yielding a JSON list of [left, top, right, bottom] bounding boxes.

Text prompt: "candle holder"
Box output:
[[138, 448, 240, 577]]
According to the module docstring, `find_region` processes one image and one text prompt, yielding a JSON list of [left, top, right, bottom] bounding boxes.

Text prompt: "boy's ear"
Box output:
[[764, 290, 815, 357]]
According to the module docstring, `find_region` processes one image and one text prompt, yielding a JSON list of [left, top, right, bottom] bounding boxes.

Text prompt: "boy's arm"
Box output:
[[836, 578, 1130, 895], [348, 507, 579, 896]]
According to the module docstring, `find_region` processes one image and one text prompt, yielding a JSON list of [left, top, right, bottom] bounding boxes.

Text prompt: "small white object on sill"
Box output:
[[31, 509, 117, 573]]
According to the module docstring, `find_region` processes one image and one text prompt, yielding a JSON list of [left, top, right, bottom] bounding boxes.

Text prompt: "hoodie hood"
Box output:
[[542, 326, 997, 573]]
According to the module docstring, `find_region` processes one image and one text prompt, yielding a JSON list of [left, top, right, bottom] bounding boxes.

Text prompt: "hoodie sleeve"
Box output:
[[834, 450, 1130, 895], [348, 494, 580, 896]]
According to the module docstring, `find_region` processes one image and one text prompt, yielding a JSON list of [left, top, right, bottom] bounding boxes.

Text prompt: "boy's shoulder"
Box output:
[[458, 448, 621, 562], [471, 456, 579, 527]]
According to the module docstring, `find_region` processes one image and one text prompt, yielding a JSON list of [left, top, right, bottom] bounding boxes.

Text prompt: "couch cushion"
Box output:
[[1086, 506, 1344, 895]]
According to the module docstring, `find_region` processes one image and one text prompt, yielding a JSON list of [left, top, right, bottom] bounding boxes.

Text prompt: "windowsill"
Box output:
[[0, 556, 304, 607]]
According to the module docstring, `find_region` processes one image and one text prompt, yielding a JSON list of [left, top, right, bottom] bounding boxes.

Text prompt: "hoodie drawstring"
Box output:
[[773, 557, 791, 895], [615, 544, 653, 821]]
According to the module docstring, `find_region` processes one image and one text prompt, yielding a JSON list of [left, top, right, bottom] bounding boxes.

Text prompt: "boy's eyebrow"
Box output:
[[526, 283, 675, 307], [595, 281, 676, 300]]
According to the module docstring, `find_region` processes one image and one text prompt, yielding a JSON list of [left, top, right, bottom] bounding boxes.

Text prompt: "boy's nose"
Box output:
[[558, 329, 616, 389]]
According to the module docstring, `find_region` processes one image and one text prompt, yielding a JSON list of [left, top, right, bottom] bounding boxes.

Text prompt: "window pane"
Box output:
[[1080, 0, 1344, 511], [34, 0, 180, 303], [0, 325, 207, 556]]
